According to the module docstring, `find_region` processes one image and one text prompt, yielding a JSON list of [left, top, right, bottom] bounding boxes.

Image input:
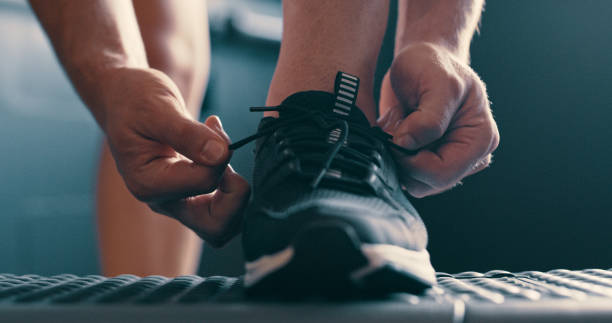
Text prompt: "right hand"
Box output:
[[378, 43, 499, 198], [99, 67, 250, 247]]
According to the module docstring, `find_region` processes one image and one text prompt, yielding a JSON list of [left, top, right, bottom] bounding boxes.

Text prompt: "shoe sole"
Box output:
[[244, 220, 436, 297]]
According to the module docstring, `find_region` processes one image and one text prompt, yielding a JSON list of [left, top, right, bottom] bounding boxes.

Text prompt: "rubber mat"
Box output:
[[2, 269, 612, 322]]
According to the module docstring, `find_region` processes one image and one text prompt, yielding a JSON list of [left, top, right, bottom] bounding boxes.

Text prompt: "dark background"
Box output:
[[419, 0, 612, 273], [0, 0, 611, 276]]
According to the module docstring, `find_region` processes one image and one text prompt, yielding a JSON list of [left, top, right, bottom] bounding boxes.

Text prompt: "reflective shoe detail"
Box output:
[[245, 242, 436, 290], [244, 247, 294, 288], [243, 220, 433, 296], [351, 244, 436, 285]]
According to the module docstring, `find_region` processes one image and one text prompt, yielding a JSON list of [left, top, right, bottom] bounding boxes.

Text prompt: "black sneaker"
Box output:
[[229, 72, 436, 297]]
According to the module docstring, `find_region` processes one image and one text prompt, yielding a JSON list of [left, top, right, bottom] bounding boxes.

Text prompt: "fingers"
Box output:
[[398, 108, 499, 197], [130, 156, 226, 202], [134, 114, 251, 247], [379, 44, 501, 198], [124, 114, 235, 202], [402, 154, 493, 198], [391, 83, 463, 150], [465, 154, 493, 177], [150, 110, 231, 167], [398, 140, 485, 197], [205, 115, 230, 143], [387, 63, 499, 197], [377, 104, 406, 134], [99, 68, 250, 247], [400, 176, 446, 199], [152, 166, 251, 247], [378, 72, 400, 118]]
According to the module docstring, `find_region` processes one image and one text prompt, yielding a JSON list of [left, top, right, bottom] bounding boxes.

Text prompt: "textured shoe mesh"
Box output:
[[2, 269, 612, 304], [259, 187, 396, 215], [238, 88, 428, 256]]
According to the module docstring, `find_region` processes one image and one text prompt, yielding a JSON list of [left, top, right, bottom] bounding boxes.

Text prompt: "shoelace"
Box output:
[[228, 105, 417, 189]]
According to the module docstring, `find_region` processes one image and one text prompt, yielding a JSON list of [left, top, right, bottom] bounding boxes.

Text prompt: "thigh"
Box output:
[[97, 1, 211, 277]]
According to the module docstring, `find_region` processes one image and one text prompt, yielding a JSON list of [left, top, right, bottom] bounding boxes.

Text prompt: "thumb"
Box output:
[[153, 112, 231, 167], [204, 115, 231, 143], [156, 165, 251, 248]]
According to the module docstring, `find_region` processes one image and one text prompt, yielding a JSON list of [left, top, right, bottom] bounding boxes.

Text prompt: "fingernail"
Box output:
[[396, 135, 416, 150], [384, 115, 396, 131], [210, 115, 223, 130], [379, 106, 402, 131], [207, 115, 230, 142], [202, 140, 227, 164], [377, 110, 389, 125], [390, 117, 403, 133]]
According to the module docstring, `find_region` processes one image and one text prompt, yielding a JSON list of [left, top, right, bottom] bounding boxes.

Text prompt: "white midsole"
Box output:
[[244, 243, 436, 288], [245, 247, 295, 287]]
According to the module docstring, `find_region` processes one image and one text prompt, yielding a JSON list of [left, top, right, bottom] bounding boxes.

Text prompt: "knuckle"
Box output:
[[148, 203, 164, 215], [206, 236, 229, 249], [401, 174, 434, 198], [481, 122, 495, 143], [491, 126, 501, 150], [125, 178, 153, 202], [207, 222, 225, 238], [482, 117, 500, 152], [422, 117, 446, 139], [125, 171, 167, 202], [175, 120, 196, 143], [204, 219, 235, 247], [470, 155, 493, 175], [473, 81, 490, 109], [206, 233, 231, 249], [483, 154, 493, 166], [201, 182, 219, 195], [236, 177, 252, 196], [135, 187, 157, 202], [407, 188, 429, 199], [191, 167, 219, 193], [429, 171, 457, 189], [446, 75, 465, 99]]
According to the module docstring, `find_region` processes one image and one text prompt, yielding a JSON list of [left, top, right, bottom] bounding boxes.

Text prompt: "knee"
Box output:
[[146, 34, 210, 113]]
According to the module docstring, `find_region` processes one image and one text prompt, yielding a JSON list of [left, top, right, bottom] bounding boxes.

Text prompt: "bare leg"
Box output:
[[266, 0, 389, 124], [97, 0, 210, 277]]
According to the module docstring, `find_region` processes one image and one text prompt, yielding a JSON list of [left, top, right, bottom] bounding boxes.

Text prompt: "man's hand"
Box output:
[[101, 67, 250, 247], [29, 1, 249, 247], [378, 43, 499, 198]]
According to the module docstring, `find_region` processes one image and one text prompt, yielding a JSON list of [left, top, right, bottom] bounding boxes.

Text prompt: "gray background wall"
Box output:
[[0, 0, 611, 276]]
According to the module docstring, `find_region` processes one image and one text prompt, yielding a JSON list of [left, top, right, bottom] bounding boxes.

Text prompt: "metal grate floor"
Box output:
[[2, 269, 612, 322]]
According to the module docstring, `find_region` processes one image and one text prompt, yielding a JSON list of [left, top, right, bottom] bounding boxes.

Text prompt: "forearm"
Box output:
[[395, 0, 484, 62], [29, 0, 148, 127]]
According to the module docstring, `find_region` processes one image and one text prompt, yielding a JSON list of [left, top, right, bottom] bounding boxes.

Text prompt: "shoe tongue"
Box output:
[[279, 91, 370, 126]]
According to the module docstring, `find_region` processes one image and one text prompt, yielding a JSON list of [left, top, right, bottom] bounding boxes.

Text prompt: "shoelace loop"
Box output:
[[228, 105, 417, 189]]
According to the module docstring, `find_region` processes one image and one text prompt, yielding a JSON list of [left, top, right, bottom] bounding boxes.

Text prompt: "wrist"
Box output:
[[70, 63, 148, 130], [94, 67, 186, 135], [69, 63, 123, 129], [394, 38, 470, 65], [393, 0, 483, 65]]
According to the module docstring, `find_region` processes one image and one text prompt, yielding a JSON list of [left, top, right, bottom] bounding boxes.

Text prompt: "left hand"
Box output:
[[378, 42, 499, 198]]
